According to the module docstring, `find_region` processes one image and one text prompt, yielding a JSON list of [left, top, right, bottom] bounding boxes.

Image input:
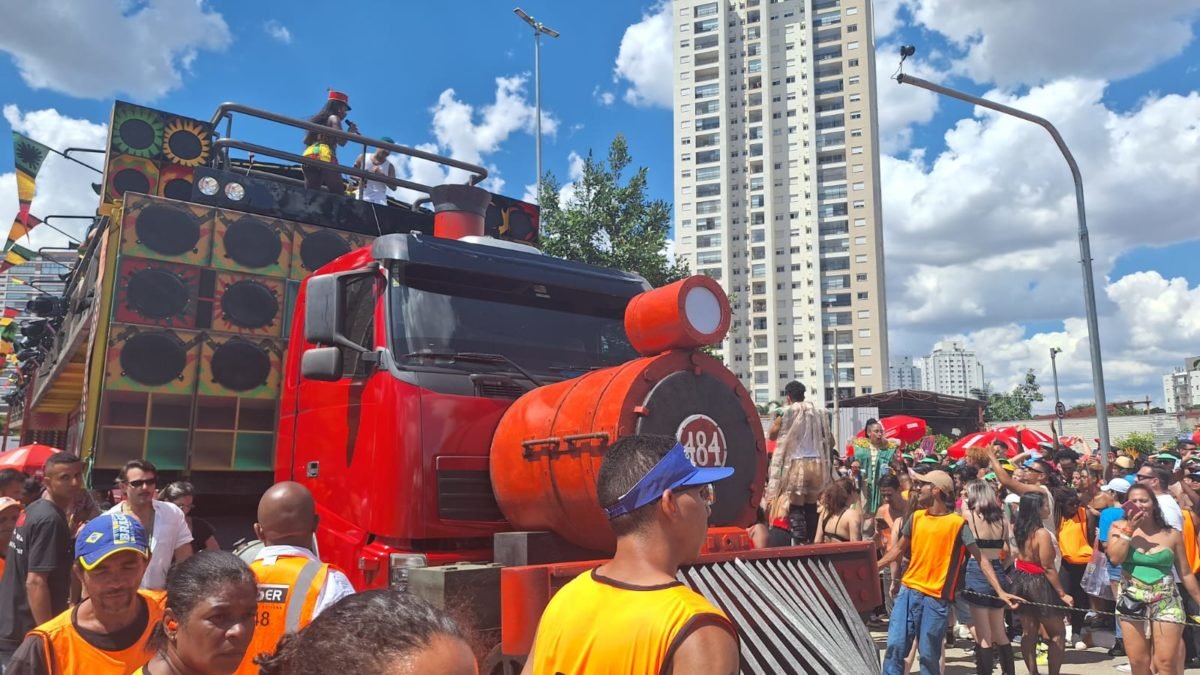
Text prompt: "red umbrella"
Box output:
[[946, 431, 1018, 461], [854, 415, 928, 445], [993, 427, 1054, 453], [0, 444, 61, 474]]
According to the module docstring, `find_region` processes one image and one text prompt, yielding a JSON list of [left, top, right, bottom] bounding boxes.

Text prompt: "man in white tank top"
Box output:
[[353, 136, 396, 204]]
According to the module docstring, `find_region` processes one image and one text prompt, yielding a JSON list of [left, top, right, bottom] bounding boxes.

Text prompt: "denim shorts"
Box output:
[[964, 557, 1010, 608]]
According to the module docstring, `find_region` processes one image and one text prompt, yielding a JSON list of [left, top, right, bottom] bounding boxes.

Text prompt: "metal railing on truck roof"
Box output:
[[208, 102, 489, 206]]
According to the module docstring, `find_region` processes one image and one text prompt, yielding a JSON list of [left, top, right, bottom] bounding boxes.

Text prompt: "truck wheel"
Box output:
[[482, 645, 525, 675]]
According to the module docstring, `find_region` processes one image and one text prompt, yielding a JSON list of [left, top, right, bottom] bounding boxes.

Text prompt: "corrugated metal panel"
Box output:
[[680, 558, 880, 674], [1000, 414, 1183, 446], [837, 406, 878, 451]]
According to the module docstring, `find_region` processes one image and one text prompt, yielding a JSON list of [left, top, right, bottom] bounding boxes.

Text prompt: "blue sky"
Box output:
[[1, 0, 1199, 412]]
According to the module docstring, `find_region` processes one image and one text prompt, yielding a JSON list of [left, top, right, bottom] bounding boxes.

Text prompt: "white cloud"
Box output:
[[0, 0, 231, 100], [390, 75, 556, 203], [875, 44, 942, 153], [614, 2, 672, 108], [0, 106, 109, 248], [264, 20, 292, 45], [593, 86, 616, 107], [905, 0, 1200, 86], [872, 0, 910, 38], [556, 151, 587, 205], [881, 80, 1200, 407]]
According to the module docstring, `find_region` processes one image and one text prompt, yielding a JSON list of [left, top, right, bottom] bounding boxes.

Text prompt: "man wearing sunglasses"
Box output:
[[1134, 464, 1183, 530], [522, 434, 739, 675], [103, 461, 192, 590]]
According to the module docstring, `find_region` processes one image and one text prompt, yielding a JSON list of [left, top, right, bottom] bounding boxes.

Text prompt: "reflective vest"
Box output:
[[1183, 510, 1200, 574], [27, 590, 164, 674], [234, 555, 329, 674]]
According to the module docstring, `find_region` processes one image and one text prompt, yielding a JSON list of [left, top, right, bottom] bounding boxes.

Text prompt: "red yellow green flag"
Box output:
[[0, 243, 35, 275], [3, 308, 17, 319], [12, 133, 51, 227], [4, 214, 41, 251]]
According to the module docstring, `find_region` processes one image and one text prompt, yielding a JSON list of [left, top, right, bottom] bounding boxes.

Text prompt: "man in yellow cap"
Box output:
[[6, 513, 163, 674]]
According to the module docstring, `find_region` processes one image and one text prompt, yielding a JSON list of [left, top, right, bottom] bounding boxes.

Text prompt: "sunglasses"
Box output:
[[124, 478, 156, 489], [681, 483, 716, 507], [1136, 473, 1155, 481]]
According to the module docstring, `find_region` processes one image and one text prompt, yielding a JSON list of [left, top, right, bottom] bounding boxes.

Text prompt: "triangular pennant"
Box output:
[[12, 133, 51, 227]]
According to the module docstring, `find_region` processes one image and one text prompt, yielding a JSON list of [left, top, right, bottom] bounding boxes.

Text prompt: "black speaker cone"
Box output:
[[299, 230, 351, 271], [167, 131, 203, 162], [221, 281, 278, 329], [162, 178, 193, 201], [118, 119, 156, 153], [112, 169, 150, 198], [121, 332, 187, 386], [135, 204, 201, 256], [224, 217, 281, 268], [126, 269, 190, 320], [210, 340, 270, 392]]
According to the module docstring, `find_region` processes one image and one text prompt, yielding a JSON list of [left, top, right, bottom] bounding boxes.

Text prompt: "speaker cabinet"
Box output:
[[161, 117, 211, 168], [199, 336, 282, 399], [212, 272, 285, 337], [212, 212, 293, 277], [192, 397, 277, 471], [289, 223, 373, 280], [96, 391, 194, 470], [114, 257, 205, 329], [107, 154, 160, 203], [486, 194, 540, 244], [104, 325, 202, 395], [120, 194, 214, 266], [111, 105, 164, 159], [157, 164, 196, 201]]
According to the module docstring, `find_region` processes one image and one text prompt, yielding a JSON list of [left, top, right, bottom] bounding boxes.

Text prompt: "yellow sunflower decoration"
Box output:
[[163, 119, 211, 167]]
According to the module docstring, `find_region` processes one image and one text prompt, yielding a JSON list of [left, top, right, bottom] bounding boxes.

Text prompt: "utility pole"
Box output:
[[896, 51, 1111, 472], [514, 8, 559, 205]]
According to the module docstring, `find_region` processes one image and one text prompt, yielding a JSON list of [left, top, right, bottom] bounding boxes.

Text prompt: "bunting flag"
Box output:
[[3, 308, 17, 318], [4, 214, 42, 251], [0, 341, 12, 356], [0, 322, 15, 343], [13, 133, 51, 227], [8, 278, 25, 285], [0, 243, 35, 274]]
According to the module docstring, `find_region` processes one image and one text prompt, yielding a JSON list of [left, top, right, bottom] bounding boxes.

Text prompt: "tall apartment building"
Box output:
[[671, 0, 889, 407], [921, 340, 985, 399], [0, 250, 76, 406], [888, 355, 922, 390], [1163, 356, 1200, 414]]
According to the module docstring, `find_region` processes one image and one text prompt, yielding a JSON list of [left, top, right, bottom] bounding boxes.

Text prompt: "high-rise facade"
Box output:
[[671, 0, 889, 408], [888, 356, 922, 390], [1163, 356, 1200, 414], [921, 341, 985, 399], [0, 251, 75, 407]]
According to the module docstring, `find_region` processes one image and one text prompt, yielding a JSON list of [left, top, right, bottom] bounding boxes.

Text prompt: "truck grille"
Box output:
[[436, 470, 505, 521], [474, 378, 527, 399], [680, 557, 880, 674]]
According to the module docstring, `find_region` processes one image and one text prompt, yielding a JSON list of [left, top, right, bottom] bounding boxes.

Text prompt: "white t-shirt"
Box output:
[[105, 500, 193, 590], [1157, 493, 1184, 530], [252, 545, 356, 617], [356, 153, 391, 205]]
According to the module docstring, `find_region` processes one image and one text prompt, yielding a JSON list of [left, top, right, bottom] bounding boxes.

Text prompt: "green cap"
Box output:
[[380, 136, 395, 144]]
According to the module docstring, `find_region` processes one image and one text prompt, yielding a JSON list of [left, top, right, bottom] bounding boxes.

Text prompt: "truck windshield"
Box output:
[[388, 262, 639, 375]]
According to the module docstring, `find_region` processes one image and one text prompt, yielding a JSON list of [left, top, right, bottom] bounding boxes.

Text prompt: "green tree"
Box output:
[[538, 135, 689, 288], [1114, 431, 1156, 457], [980, 370, 1045, 422]]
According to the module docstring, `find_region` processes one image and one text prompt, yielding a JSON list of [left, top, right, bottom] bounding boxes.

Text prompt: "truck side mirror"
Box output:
[[301, 347, 342, 382], [304, 275, 341, 345]]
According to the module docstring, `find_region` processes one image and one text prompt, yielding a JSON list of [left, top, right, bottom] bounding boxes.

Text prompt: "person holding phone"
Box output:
[[1010, 491, 1070, 675], [1106, 483, 1200, 675]]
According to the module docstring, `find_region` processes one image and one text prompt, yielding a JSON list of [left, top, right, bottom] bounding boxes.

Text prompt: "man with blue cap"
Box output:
[[521, 434, 739, 675], [7, 514, 165, 674]]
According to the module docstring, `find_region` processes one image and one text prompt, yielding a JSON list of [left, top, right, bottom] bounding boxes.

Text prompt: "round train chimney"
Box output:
[[430, 184, 490, 240]]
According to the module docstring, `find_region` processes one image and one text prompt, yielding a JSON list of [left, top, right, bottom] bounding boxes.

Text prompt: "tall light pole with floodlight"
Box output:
[[514, 7, 559, 205]]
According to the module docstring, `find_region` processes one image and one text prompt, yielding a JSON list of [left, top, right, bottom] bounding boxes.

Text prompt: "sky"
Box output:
[[0, 0, 1198, 413]]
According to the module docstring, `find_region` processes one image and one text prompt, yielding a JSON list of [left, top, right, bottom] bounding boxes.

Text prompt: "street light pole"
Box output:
[[896, 67, 1112, 472], [514, 8, 559, 206], [1050, 347, 1063, 451]]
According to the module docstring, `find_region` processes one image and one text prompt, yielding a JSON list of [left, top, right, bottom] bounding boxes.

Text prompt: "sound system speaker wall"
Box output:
[[103, 102, 213, 208]]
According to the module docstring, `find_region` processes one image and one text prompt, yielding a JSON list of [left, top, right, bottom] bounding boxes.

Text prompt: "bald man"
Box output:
[[234, 482, 355, 674]]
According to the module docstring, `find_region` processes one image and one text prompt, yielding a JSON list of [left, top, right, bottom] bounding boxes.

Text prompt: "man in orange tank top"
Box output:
[[234, 482, 355, 674], [6, 513, 163, 674], [876, 471, 1021, 675], [522, 434, 740, 675]]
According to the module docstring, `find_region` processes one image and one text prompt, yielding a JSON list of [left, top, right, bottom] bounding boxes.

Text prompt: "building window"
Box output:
[[858, 328, 870, 337], [856, 309, 870, 318]]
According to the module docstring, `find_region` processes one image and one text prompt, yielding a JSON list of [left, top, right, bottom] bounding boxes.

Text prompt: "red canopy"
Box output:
[[946, 431, 1017, 461], [992, 426, 1054, 453], [0, 444, 61, 474], [854, 415, 928, 445]]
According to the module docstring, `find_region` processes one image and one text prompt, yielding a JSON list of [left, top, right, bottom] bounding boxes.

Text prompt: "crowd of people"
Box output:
[[763, 379, 1200, 675]]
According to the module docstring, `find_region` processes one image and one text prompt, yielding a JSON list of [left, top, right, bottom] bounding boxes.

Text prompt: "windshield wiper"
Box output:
[[401, 349, 543, 388], [545, 364, 604, 373]]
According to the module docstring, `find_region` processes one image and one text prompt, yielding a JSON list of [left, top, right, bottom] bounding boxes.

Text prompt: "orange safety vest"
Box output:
[[27, 590, 165, 674], [234, 555, 329, 674], [901, 510, 968, 601], [529, 568, 735, 675], [1058, 507, 1094, 565], [1183, 511, 1200, 574]]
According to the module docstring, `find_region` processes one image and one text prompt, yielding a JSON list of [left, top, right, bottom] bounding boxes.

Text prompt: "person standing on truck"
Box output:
[[234, 481, 355, 674], [302, 90, 358, 194], [876, 470, 1021, 675], [352, 138, 396, 205], [762, 381, 833, 546], [6, 514, 163, 675], [522, 434, 739, 675], [104, 461, 192, 590], [0, 453, 83, 669]]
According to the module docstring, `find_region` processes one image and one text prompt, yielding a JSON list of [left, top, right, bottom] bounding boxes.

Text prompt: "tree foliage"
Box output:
[[538, 135, 689, 288], [976, 370, 1045, 422], [1114, 431, 1157, 457]]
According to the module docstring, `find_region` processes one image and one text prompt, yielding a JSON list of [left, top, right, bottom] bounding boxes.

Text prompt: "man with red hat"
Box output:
[[302, 90, 358, 193]]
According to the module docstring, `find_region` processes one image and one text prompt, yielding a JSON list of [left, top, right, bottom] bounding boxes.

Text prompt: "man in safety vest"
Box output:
[[522, 434, 740, 675], [6, 513, 162, 674], [235, 482, 354, 674]]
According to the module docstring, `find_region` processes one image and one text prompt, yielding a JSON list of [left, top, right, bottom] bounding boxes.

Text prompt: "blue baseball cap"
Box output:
[[602, 442, 734, 519], [76, 513, 149, 570]]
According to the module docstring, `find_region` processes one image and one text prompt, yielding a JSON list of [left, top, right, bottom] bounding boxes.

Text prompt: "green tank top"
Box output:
[[1123, 547, 1175, 585]]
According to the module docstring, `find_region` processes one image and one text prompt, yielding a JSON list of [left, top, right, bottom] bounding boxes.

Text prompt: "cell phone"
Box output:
[[1122, 500, 1142, 519], [875, 518, 889, 531]]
